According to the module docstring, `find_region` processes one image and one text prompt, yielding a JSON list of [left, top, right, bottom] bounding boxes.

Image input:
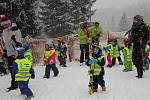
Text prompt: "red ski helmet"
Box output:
[[57, 37, 65, 43], [123, 38, 129, 45]]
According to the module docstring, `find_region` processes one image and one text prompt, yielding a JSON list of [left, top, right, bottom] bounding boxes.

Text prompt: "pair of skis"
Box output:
[[88, 74, 94, 95], [88, 64, 94, 95]]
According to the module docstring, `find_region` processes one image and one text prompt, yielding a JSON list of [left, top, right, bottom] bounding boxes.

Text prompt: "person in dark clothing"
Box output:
[[7, 54, 18, 91], [128, 15, 149, 78]]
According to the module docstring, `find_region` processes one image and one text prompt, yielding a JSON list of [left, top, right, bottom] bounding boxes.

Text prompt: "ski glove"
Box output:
[[88, 59, 98, 64], [31, 74, 35, 79]]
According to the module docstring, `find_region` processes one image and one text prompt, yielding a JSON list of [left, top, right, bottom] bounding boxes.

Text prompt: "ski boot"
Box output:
[[102, 86, 106, 91], [119, 62, 123, 65], [25, 95, 34, 100], [106, 64, 112, 68], [43, 75, 49, 79], [80, 63, 83, 66], [92, 88, 98, 93], [53, 71, 59, 77], [6, 86, 18, 92], [136, 75, 143, 78]]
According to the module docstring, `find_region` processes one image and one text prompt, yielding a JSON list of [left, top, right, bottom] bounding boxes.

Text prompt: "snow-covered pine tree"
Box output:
[[5, 0, 38, 37], [68, 0, 96, 32], [40, 0, 71, 37], [118, 13, 129, 31], [40, 0, 96, 37]]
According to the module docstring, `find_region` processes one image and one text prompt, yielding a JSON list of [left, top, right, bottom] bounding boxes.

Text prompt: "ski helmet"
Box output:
[[16, 47, 25, 58], [123, 38, 129, 45], [95, 21, 100, 26], [22, 43, 30, 50], [92, 46, 102, 57], [57, 37, 64, 43]]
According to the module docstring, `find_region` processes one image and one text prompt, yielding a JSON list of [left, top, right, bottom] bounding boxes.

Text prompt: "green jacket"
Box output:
[[112, 44, 120, 58], [90, 25, 103, 37], [123, 47, 132, 61], [88, 55, 104, 76], [77, 23, 89, 44]]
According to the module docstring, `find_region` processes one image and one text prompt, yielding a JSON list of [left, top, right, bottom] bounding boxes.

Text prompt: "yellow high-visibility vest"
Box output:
[[15, 58, 32, 81], [88, 55, 104, 76]]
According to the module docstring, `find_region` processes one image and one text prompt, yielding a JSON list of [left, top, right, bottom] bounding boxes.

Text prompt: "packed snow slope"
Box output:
[[0, 62, 150, 100]]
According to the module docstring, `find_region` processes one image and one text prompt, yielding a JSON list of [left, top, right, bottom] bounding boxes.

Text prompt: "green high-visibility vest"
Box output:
[[105, 43, 113, 55], [44, 49, 55, 60], [88, 55, 104, 76], [112, 44, 120, 58], [15, 58, 32, 81], [123, 47, 132, 61]]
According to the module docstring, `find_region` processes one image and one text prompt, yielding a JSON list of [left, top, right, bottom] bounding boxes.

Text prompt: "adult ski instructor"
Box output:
[[128, 15, 149, 78]]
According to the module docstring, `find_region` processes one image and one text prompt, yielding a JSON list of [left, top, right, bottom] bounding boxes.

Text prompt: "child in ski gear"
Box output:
[[122, 38, 133, 72], [104, 38, 114, 68], [57, 37, 67, 67], [0, 49, 7, 76], [12, 48, 35, 99], [77, 22, 90, 66], [43, 43, 59, 78], [143, 41, 150, 70], [88, 45, 106, 93], [129, 15, 149, 78], [111, 39, 123, 66], [90, 21, 103, 46]]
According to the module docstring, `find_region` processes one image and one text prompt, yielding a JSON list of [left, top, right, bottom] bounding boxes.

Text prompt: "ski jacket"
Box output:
[[105, 43, 113, 55], [44, 48, 56, 65], [88, 55, 105, 76], [112, 44, 120, 58], [77, 23, 90, 44], [123, 46, 132, 61], [90, 25, 103, 37], [12, 58, 34, 81], [130, 23, 149, 49], [57, 44, 67, 58]]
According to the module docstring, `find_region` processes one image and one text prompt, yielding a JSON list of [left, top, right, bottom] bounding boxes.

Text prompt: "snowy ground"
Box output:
[[0, 61, 150, 100]]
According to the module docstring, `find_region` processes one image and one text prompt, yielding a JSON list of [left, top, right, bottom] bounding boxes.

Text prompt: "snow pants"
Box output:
[[45, 64, 59, 77], [58, 55, 66, 66], [107, 54, 112, 66], [10, 67, 18, 89], [18, 81, 33, 97], [93, 75, 105, 89], [112, 56, 123, 65], [132, 47, 143, 77], [80, 44, 89, 63]]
